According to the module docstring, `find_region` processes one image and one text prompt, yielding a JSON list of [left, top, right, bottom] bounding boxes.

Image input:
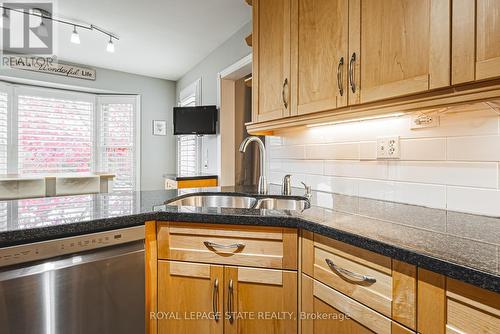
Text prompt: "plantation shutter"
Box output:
[[177, 79, 201, 175], [16, 90, 94, 174], [0, 91, 8, 174], [98, 96, 138, 191]]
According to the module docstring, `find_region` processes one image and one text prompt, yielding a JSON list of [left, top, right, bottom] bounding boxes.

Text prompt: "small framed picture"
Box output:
[[153, 120, 167, 136]]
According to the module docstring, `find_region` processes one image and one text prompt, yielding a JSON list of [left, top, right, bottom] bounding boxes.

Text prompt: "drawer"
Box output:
[[302, 232, 416, 329], [302, 274, 415, 334], [177, 178, 217, 189], [446, 278, 500, 333], [157, 222, 297, 270]]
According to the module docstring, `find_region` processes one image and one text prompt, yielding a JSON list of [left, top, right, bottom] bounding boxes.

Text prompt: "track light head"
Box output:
[[71, 25, 80, 44], [106, 36, 115, 53]]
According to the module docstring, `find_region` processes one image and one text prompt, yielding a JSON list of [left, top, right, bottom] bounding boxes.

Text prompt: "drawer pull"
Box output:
[[282, 78, 289, 109], [349, 52, 356, 93], [337, 57, 344, 96], [204, 241, 245, 251], [227, 279, 234, 324], [213, 278, 219, 321], [325, 258, 376, 284]]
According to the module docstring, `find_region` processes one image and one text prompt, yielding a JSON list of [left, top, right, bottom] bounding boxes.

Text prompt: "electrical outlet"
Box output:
[[410, 113, 440, 129], [377, 136, 400, 159]]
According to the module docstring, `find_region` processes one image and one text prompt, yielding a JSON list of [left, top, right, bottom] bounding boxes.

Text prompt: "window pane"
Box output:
[[100, 102, 136, 191], [178, 80, 199, 175], [0, 92, 7, 174], [17, 95, 93, 174]]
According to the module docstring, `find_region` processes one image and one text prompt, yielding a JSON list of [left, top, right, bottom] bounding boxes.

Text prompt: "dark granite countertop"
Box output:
[[163, 172, 218, 181], [0, 185, 498, 293]]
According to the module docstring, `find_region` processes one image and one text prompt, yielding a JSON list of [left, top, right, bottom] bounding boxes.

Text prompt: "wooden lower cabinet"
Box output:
[[418, 269, 500, 334], [158, 261, 223, 334], [225, 266, 297, 334], [301, 274, 413, 334], [147, 223, 500, 334], [156, 260, 297, 334]]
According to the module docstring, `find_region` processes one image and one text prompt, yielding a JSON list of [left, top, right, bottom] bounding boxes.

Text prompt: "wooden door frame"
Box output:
[[216, 54, 253, 186]]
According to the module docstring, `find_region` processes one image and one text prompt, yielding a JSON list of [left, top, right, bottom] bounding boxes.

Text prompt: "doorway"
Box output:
[[217, 54, 259, 187]]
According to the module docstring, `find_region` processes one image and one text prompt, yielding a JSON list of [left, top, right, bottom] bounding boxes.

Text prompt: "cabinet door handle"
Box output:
[[325, 258, 376, 284], [349, 52, 356, 93], [203, 241, 245, 251], [282, 78, 289, 109], [227, 279, 234, 324], [337, 57, 344, 96], [212, 278, 219, 321]]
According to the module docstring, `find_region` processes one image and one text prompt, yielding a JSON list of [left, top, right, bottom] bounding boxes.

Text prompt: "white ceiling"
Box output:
[[54, 0, 251, 80]]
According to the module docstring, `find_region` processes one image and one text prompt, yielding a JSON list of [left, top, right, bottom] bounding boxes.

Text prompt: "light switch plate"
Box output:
[[377, 136, 400, 159]]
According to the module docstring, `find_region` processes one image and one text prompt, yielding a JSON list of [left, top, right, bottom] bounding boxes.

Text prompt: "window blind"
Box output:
[[99, 101, 136, 191], [178, 79, 200, 175], [17, 94, 94, 174], [0, 92, 8, 174]]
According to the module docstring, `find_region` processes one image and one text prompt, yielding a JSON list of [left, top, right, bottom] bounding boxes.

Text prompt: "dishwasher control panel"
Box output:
[[0, 226, 145, 268]]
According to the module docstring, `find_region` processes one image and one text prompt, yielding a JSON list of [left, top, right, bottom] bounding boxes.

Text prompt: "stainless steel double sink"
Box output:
[[165, 193, 310, 211]]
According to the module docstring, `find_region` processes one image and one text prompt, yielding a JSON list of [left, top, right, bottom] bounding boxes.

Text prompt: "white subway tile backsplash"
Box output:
[[325, 160, 388, 180], [283, 159, 324, 175], [269, 160, 282, 171], [359, 141, 377, 160], [358, 179, 395, 201], [306, 174, 359, 196], [305, 142, 360, 160], [269, 145, 305, 159], [400, 138, 446, 160], [267, 102, 500, 216], [387, 161, 498, 188], [447, 135, 500, 161], [447, 187, 500, 216], [358, 179, 446, 208], [391, 182, 447, 209]]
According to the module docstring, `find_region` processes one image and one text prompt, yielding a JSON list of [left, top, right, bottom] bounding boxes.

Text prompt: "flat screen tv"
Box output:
[[173, 105, 218, 135]]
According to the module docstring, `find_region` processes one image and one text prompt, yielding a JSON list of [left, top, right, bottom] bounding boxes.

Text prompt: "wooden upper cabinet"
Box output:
[[349, 0, 451, 104], [452, 0, 500, 84], [476, 0, 500, 80], [252, 0, 291, 122], [291, 0, 349, 115]]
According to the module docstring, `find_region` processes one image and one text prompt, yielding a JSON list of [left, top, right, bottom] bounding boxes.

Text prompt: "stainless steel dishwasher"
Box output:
[[0, 226, 145, 334]]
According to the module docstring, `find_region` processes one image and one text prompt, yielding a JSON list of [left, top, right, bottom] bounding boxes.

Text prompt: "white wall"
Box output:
[[0, 65, 177, 191], [266, 101, 500, 217], [176, 21, 252, 175]]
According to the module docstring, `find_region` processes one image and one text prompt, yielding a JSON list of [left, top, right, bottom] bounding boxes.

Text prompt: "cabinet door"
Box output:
[[452, 0, 500, 84], [224, 267, 297, 334], [417, 269, 500, 334], [291, 0, 349, 115], [158, 261, 223, 334], [475, 0, 500, 81], [252, 0, 291, 122], [350, 0, 450, 104], [301, 275, 413, 334]]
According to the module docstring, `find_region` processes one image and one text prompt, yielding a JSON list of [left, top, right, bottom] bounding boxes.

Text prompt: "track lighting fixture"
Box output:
[[106, 36, 115, 53], [71, 25, 80, 44], [0, 5, 119, 52]]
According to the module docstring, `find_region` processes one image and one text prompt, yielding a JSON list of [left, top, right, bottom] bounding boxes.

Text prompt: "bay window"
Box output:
[[0, 82, 140, 191]]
